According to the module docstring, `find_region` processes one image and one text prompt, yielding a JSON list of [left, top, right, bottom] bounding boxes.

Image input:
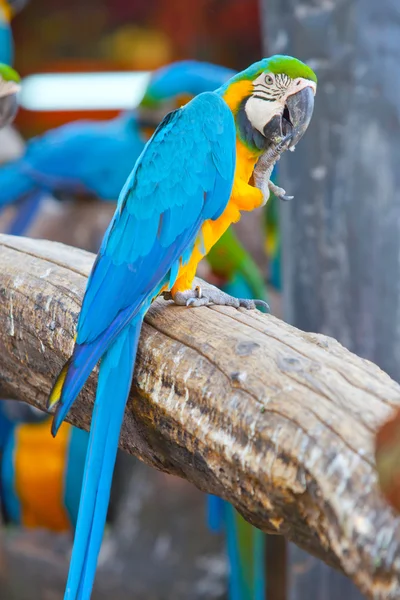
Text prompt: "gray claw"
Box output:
[[239, 299, 271, 312], [268, 180, 294, 202]]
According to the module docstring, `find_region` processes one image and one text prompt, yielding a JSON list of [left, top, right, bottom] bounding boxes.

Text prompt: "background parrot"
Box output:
[[46, 55, 316, 599], [140, 59, 236, 109], [0, 62, 20, 127], [0, 409, 88, 531], [0, 0, 28, 128], [264, 169, 282, 290], [0, 60, 235, 236], [206, 226, 268, 303]]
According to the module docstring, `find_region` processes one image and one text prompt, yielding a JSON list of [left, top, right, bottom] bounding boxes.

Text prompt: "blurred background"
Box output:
[[0, 0, 398, 598]]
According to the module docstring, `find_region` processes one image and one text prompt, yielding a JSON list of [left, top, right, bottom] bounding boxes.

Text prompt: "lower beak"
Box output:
[[285, 86, 315, 148], [0, 93, 18, 128]]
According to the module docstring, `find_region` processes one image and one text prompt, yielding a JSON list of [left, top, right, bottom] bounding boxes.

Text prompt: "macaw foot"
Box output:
[[254, 132, 295, 204], [267, 180, 294, 202], [162, 286, 270, 311]]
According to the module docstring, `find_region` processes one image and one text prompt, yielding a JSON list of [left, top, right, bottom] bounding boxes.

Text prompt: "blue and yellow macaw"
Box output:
[[46, 55, 316, 599], [0, 404, 88, 530]]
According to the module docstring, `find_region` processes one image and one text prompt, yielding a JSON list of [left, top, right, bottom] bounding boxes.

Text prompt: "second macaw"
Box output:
[[0, 60, 236, 237], [0, 62, 19, 127], [0, 0, 26, 128], [47, 55, 316, 599]]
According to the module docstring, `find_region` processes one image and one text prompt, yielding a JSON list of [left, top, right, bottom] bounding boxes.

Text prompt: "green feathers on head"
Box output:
[[0, 63, 20, 84], [234, 55, 317, 85]]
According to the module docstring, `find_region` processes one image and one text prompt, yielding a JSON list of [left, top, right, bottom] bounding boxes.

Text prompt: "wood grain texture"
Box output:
[[0, 234, 399, 599]]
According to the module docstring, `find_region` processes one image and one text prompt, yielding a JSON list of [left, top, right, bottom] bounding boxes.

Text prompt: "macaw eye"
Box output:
[[265, 74, 274, 85]]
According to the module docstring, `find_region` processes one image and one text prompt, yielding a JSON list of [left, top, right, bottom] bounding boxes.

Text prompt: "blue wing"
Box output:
[[50, 91, 236, 428], [0, 113, 145, 205]]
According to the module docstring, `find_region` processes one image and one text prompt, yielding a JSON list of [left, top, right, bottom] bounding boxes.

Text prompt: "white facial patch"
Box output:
[[245, 95, 282, 136], [0, 79, 20, 99], [244, 72, 287, 135]]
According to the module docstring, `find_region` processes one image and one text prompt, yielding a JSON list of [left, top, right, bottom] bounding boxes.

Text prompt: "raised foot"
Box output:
[[268, 180, 294, 202], [162, 286, 270, 312]]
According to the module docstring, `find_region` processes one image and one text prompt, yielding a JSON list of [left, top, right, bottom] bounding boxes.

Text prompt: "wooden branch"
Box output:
[[0, 234, 399, 599]]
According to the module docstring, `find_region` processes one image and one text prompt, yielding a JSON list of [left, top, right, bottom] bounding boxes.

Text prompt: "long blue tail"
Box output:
[[64, 319, 142, 599]]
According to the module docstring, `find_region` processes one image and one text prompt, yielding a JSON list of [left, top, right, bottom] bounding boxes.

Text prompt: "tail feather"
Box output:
[[65, 320, 141, 599], [49, 302, 140, 435]]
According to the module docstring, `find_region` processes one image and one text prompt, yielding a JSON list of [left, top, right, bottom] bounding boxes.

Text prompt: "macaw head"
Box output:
[[220, 55, 317, 153], [0, 63, 20, 127]]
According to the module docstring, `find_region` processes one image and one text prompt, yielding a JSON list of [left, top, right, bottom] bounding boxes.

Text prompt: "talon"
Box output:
[[186, 296, 209, 307], [268, 180, 294, 203], [194, 285, 202, 299], [162, 291, 173, 301], [238, 298, 271, 312]]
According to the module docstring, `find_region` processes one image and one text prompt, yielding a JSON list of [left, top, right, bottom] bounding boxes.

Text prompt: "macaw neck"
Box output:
[[235, 98, 270, 155], [218, 80, 268, 157]]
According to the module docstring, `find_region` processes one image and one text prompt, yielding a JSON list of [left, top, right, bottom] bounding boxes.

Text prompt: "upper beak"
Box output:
[[0, 93, 18, 128], [285, 86, 315, 148]]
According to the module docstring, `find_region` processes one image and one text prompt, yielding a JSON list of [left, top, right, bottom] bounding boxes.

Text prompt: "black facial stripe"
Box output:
[[252, 94, 274, 102], [253, 88, 280, 98]]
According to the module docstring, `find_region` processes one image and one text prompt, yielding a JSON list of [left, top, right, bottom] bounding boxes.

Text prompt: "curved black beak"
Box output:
[[0, 93, 18, 128], [285, 86, 315, 148]]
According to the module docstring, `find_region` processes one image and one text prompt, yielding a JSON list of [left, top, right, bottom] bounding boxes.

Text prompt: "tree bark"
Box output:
[[0, 235, 399, 599]]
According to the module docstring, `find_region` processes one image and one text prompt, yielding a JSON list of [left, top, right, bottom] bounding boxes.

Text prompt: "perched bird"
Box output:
[[47, 55, 316, 599]]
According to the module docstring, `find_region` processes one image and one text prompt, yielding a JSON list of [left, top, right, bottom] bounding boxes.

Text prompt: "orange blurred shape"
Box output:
[[375, 406, 400, 513]]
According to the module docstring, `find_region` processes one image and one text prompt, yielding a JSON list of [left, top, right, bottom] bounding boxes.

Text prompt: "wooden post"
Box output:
[[261, 0, 400, 597]]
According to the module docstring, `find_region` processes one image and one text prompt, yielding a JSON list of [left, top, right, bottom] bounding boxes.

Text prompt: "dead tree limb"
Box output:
[[0, 234, 399, 599]]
